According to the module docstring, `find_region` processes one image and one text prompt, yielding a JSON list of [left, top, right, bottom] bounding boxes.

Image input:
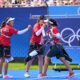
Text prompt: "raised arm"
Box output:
[[50, 27, 62, 39], [17, 25, 32, 35], [35, 24, 46, 37]]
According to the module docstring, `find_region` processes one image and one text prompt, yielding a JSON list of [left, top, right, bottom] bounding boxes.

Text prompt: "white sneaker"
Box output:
[[38, 73, 42, 78], [24, 72, 30, 78], [0, 74, 3, 78], [3, 75, 13, 79]]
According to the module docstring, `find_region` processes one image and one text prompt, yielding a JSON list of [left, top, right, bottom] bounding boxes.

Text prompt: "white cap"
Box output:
[[44, 19, 53, 24], [6, 17, 15, 24], [44, 19, 49, 23]]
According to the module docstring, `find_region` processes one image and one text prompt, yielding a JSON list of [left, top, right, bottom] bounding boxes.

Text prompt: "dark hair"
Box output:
[[49, 19, 58, 26], [38, 15, 46, 22], [0, 17, 10, 28]]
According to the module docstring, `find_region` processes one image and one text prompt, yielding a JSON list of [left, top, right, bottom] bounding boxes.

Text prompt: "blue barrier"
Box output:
[[48, 6, 80, 18], [0, 6, 80, 64]]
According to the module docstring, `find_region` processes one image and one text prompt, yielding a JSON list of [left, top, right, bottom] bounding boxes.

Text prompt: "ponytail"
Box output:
[[0, 17, 10, 28]]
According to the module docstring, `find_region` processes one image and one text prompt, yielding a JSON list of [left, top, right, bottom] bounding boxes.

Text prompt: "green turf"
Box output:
[[8, 62, 80, 70]]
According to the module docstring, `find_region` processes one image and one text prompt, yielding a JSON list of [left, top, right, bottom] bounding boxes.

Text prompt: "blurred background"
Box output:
[[0, 0, 80, 8]]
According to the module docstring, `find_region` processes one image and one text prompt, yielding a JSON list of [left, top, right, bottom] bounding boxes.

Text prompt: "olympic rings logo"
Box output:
[[61, 28, 80, 47]]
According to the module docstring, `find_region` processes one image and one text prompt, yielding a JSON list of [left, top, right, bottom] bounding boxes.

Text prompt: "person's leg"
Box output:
[[60, 57, 74, 78], [3, 60, 13, 78], [0, 45, 4, 76], [26, 58, 34, 72], [38, 56, 50, 78], [3, 46, 9, 76], [38, 55, 44, 74], [43, 56, 50, 75], [60, 57, 73, 73], [26, 43, 37, 72], [42, 48, 53, 76], [0, 58, 3, 77], [24, 43, 37, 77], [24, 58, 34, 78], [3, 46, 13, 78], [4, 61, 8, 75]]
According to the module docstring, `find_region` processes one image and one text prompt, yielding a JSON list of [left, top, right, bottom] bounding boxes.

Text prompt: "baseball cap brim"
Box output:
[[6, 18, 15, 24]]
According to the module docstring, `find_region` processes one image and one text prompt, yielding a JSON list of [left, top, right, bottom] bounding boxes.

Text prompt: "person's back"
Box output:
[[0, 24, 18, 46]]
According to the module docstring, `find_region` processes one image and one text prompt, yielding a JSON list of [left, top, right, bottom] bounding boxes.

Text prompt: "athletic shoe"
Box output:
[[66, 73, 74, 78], [39, 73, 47, 78], [24, 72, 30, 78], [38, 73, 42, 78], [0, 74, 3, 78], [3, 75, 13, 79]]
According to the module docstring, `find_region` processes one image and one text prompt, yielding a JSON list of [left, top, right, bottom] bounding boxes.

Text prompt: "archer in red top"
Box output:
[[0, 17, 31, 78], [40, 18, 74, 78], [25, 15, 47, 78]]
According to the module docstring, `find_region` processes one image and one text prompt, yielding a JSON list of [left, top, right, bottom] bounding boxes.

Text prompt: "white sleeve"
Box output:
[[36, 27, 44, 36], [56, 33, 62, 39], [49, 33, 53, 39], [17, 27, 29, 35], [42, 29, 46, 37]]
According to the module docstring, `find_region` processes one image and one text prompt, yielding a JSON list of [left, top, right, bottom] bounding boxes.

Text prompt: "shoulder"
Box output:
[[5, 24, 9, 27], [52, 26, 59, 33], [34, 23, 39, 27], [34, 23, 40, 29], [2, 25, 10, 30], [8, 26, 16, 32], [52, 27, 58, 31], [5, 25, 12, 29]]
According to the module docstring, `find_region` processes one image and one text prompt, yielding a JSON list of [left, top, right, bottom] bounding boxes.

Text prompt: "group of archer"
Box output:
[[0, 16, 74, 79]]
